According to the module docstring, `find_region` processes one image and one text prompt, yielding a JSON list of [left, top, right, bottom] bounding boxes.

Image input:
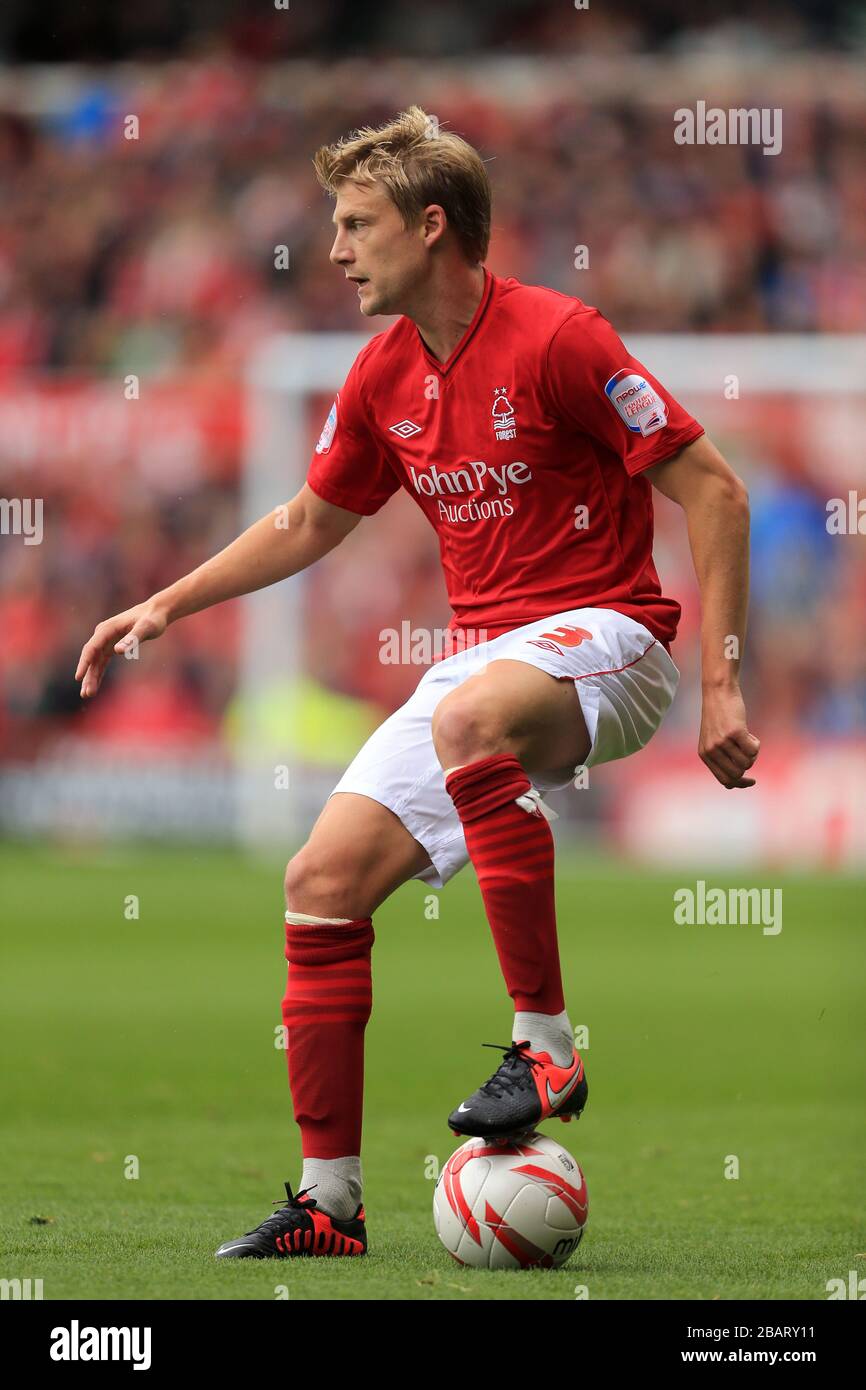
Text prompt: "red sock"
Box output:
[[445, 754, 565, 1015], [281, 917, 374, 1159]]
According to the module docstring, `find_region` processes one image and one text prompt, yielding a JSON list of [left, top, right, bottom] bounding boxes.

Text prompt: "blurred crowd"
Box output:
[[0, 51, 863, 382], [0, 27, 864, 767], [2, 0, 862, 65]]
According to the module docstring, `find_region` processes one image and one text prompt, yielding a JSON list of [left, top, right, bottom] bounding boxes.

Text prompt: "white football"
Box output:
[[433, 1131, 588, 1270]]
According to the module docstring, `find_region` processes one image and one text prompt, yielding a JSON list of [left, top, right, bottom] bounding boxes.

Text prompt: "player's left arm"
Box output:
[[645, 434, 760, 789]]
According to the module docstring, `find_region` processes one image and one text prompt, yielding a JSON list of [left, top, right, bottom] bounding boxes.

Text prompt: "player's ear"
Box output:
[[421, 204, 447, 248]]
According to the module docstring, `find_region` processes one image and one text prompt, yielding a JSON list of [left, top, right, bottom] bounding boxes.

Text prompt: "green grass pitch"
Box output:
[[1, 841, 863, 1301]]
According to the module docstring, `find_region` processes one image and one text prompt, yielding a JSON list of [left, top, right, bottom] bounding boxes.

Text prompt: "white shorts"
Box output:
[[328, 606, 679, 888]]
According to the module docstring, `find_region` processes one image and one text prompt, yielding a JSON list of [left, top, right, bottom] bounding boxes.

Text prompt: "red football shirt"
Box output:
[[306, 268, 704, 649]]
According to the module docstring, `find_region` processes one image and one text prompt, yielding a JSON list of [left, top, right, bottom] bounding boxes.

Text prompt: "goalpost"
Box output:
[[239, 332, 866, 853], [238, 334, 369, 853]]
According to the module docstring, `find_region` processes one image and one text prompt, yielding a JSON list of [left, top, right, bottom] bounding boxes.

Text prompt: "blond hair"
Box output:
[[313, 106, 491, 264]]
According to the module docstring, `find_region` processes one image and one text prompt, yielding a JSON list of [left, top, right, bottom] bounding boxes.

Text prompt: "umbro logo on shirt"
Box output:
[[389, 419, 423, 438]]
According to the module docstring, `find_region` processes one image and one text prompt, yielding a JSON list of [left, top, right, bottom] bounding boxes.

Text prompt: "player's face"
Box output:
[[330, 181, 427, 316]]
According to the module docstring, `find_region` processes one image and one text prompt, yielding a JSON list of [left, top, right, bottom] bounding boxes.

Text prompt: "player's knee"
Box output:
[[431, 684, 506, 767], [283, 844, 371, 920]]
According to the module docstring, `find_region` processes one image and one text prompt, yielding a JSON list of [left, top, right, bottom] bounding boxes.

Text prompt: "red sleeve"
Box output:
[[306, 350, 400, 515], [544, 307, 704, 476]]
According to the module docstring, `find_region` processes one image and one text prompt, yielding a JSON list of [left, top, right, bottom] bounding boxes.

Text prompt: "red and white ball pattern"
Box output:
[[433, 1131, 588, 1270]]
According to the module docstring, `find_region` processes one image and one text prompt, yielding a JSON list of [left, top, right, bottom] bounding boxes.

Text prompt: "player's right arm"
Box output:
[[75, 484, 361, 699]]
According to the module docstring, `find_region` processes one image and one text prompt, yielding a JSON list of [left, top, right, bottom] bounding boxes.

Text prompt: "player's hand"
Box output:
[[75, 599, 169, 699], [698, 684, 760, 789]]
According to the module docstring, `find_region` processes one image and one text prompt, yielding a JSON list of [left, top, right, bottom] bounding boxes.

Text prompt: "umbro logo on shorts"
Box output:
[[542, 625, 593, 647], [528, 624, 593, 655], [389, 419, 423, 438]]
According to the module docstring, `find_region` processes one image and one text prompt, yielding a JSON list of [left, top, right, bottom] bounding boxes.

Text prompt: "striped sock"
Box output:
[[445, 753, 565, 1015], [282, 912, 374, 1162]]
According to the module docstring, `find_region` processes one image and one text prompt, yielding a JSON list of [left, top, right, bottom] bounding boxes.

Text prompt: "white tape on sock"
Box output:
[[514, 1010, 574, 1066], [515, 787, 559, 821], [300, 1156, 363, 1220], [285, 911, 354, 926]]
